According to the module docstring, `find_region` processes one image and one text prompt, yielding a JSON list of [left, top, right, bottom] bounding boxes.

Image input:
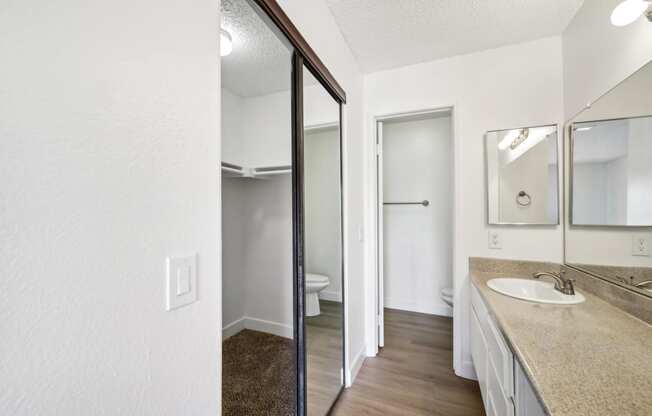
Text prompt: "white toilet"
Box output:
[[441, 287, 454, 307], [306, 273, 330, 316]]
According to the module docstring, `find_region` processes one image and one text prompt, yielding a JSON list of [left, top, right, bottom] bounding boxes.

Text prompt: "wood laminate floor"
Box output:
[[307, 300, 344, 415], [332, 308, 485, 416]]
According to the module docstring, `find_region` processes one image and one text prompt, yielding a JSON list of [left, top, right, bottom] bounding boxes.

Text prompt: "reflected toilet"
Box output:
[[306, 273, 330, 316]]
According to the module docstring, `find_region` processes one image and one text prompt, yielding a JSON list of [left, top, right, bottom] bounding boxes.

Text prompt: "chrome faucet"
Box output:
[[532, 270, 576, 295]]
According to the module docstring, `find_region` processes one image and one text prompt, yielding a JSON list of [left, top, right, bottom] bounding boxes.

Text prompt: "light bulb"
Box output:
[[611, 0, 649, 27], [221, 29, 233, 57]]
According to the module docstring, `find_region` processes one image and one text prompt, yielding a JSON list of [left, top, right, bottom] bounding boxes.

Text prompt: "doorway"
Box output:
[[375, 109, 455, 349]]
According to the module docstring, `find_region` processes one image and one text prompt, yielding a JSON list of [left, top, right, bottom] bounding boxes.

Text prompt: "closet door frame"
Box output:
[[291, 51, 307, 416]]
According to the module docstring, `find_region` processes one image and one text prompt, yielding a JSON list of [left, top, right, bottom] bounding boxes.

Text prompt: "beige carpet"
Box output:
[[222, 329, 296, 416]]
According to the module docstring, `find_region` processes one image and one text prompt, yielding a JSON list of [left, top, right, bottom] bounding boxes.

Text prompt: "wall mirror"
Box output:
[[565, 59, 652, 299], [485, 125, 559, 225], [571, 116, 652, 226]]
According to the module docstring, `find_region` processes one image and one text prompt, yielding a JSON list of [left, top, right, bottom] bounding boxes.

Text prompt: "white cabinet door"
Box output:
[[514, 359, 546, 416], [471, 306, 488, 406]]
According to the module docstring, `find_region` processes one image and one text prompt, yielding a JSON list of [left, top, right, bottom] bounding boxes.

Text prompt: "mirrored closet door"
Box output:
[[220, 1, 347, 415], [302, 66, 344, 415]]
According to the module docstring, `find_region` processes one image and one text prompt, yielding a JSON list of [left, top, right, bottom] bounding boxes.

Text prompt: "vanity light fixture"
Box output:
[[509, 128, 529, 150], [611, 0, 652, 27], [498, 129, 520, 150], [220, 29, 233, 57]]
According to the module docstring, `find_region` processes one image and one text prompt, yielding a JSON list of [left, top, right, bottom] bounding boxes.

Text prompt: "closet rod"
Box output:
[[383, 200, 430, 207]]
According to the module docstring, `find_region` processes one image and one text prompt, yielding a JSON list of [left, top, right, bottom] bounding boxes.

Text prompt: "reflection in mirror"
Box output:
[[303, 67, 344, 415], [565, 59, 652, 298], [485, 125, 559, 225], [571, 117, 652, 226]]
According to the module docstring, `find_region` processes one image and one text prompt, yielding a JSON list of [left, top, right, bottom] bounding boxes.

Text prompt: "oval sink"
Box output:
[[487, 278, 585, 305]]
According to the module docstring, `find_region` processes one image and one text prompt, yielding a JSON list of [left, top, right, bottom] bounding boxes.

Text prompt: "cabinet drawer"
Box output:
[[470, 306, 488, 406], [485, 311, 514, 398]]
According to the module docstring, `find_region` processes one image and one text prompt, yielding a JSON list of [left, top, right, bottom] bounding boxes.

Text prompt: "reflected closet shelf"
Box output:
[[220, 162, 291, 179]]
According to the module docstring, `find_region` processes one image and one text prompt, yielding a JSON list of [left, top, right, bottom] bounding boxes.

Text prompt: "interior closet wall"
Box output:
[[382, 115, 453, 316]]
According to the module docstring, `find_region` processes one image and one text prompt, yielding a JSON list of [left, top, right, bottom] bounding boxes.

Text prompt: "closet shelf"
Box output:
[[253, 165, 292, 177], [220, 162, 292, 179]]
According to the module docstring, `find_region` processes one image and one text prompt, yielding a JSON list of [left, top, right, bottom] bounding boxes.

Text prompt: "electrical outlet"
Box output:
[[488, 231, 502, 250], [632, 235, 650, 257]]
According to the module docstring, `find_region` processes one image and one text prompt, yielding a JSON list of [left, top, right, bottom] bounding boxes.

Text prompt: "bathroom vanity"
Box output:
[[469, 258, 652, 416], [470, 277, 545, 416]]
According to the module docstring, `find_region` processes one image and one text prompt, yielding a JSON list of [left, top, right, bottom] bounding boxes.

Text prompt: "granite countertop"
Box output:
[[470, 270, 652, 416]]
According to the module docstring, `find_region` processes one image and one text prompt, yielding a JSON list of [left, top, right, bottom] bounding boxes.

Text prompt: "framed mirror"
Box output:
[[564, 59, 652, 299], [485, 125, 559, 225]]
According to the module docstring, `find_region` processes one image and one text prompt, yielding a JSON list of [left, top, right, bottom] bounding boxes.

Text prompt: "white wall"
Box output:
[[241, 176, 294, 335], [562, 0, 652, 119], [222, 88, 245, 166], [0, 0, 221, 414], [382, 115, 453, 317], [279, 0, 367, 385], [221, 179, 247, 330], [305, 127, 343, 301], [363, 37, 565, 378]]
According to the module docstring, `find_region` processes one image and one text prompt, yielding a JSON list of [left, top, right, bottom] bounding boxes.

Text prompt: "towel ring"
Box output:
[[516, 191, 531, 206]]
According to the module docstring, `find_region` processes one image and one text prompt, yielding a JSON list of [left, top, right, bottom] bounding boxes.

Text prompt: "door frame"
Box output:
[[371, 107, 456, 355]]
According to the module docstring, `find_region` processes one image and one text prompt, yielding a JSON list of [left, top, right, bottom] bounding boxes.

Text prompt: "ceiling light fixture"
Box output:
[[220, 29, 233, 57], [611, 0, 651, 27]]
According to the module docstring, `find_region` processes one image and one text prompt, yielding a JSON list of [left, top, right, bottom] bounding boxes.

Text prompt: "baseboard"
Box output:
[[456, 359, 477, 381], [222, 318, 245, 340], [346, 345, 366, 387], [384, 297, 453, 317], [319, 290, 342, 302], [222, 316, 293, 340], [243, 316, 293, 339]]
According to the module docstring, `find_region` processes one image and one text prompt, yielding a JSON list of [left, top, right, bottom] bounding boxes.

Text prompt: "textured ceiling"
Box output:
[[220, 0, 293, 97], [325, 0, 584, 73]]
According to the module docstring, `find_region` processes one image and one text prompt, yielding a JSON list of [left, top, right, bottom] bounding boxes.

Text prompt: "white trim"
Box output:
[[244, 316, 293, 339], [222, 316, 293, 340], [384, 298, 453, 317], [222, 318, 245, 339], [319, 290, 342, 302], [346, 344, 366, 387], [456, 359, 478, 381]]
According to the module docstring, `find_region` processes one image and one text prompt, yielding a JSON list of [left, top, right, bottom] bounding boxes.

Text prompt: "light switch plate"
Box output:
[[488, 230, 502, 250], [632, 235, 650, 257], [166, 254, 198, 311]]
